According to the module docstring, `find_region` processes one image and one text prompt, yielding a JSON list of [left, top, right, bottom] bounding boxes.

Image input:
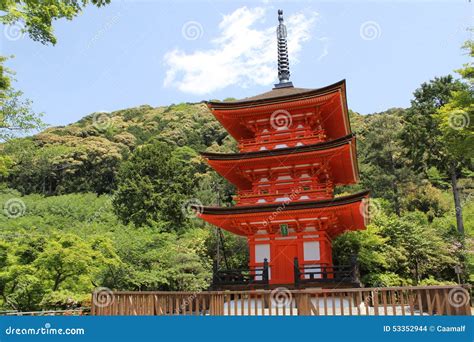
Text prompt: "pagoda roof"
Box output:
[[207, 80, 346, 109], [204, 80, 351, 142], [202, 134, 354, 160], [200, 134, 359, 189], [200, 190, 369, 215], [196, 190, 370, 237]]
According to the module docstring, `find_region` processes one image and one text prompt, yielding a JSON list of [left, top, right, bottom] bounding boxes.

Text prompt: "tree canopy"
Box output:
[[0, 0, 110, 45]]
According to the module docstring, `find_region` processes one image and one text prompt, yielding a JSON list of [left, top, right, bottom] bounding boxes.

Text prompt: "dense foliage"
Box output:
[[0, 87, 471, 310], [0, 7, 471, 309], [0, 0, 110, 45]]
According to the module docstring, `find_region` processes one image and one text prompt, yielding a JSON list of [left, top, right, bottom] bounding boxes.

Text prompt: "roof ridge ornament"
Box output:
[[274, 9, 293, 89]]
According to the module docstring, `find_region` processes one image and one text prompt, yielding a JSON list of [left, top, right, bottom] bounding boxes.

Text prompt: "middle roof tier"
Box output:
[[200, 134, 359, 192]]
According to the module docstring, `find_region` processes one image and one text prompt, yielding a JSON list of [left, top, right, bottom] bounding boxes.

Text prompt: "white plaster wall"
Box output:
[[255, 244, 270, 262], [255, 244, 271, 280], [303, 241, 320, 261]]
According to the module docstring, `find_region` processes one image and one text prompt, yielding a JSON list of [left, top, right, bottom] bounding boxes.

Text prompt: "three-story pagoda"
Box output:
[[197, 10, 369, 287]]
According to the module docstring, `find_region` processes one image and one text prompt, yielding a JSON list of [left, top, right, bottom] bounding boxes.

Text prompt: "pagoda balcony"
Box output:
[[212, 259, 269, 289], [293, 256, 360, 287], [211, 256, 360, 290], [238, 129, 326, 152], [234, 187, 333, 206]]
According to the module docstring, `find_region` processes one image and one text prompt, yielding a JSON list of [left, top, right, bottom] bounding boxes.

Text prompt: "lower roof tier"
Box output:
[[201, 134, 359, 190], [196, 191, 370, 238]]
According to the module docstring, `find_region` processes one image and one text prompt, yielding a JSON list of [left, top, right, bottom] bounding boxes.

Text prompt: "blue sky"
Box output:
[[0, 0, 472, 127]]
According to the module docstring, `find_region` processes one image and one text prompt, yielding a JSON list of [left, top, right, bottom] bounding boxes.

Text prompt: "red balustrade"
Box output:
[[234, 182, 333, 205], [239, 129, 326, 152]]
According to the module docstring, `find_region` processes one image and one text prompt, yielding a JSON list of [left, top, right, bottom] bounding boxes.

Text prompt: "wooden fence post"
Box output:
[[296, 292, 310, 316], [294, 257, 300, 287], [209, 293, 224, 315]]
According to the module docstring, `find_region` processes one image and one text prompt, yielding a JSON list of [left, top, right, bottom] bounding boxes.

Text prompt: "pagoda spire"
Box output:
[[274, 9, 293, 89]]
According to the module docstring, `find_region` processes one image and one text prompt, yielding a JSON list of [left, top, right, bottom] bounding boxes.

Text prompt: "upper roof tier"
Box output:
[[205, 80, 351, 142]]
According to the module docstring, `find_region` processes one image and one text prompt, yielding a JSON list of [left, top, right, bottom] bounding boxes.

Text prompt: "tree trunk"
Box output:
[[389, 153, 401, 216], [392, 181, 401, 216], [450, 166, 464, 235], [414, 258, 419, 285], [53, 272, 62, 291]]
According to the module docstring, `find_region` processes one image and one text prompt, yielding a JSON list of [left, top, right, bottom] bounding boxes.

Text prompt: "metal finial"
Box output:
[[274, 9, 293, 89]]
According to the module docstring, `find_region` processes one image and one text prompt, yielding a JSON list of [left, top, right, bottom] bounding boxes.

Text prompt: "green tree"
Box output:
[[357, 110, 415, 215], [380, 212, 457, 283], [334, 208, 459, 286], [100, 227, 211, 291], [402, 76, 465, 170], [0, 0, 110, 45], [402, 74, 470, 234], [112, 141, 197, 229], [434, 40, 474, 234], [0, 59, 44, 142], [0, 0, 111, 145], [0, 230, 118, 311], [3, 135, 125, 195]]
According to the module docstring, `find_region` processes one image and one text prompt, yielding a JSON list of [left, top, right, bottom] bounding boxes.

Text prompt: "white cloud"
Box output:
[[163, 7, 318, 95], [316, 37, 329, 61]]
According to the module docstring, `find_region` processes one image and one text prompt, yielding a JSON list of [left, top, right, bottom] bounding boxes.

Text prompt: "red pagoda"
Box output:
[[196, 10, 369, 288]]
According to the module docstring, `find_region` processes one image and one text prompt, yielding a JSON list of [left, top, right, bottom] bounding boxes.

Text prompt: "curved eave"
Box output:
[[201, 134, 360, 189], [200, 190, 369, 215], [196, 191, 370, 237], [202, 134, 354, 160], [206, 80, 346, 109]]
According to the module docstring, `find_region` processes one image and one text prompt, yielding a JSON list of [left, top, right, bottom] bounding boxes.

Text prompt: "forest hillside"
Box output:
[[0, 80, 472, 311]]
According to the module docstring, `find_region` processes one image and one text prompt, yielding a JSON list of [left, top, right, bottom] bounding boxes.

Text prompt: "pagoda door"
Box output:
[[272, 243, 297, 284]]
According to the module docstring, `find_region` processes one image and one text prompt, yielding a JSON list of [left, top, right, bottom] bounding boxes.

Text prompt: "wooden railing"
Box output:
[[91, 285, 472, 316], [294, 257, 359, 286], [212, 259, 269, 287], [295, 264, 356, 284]]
